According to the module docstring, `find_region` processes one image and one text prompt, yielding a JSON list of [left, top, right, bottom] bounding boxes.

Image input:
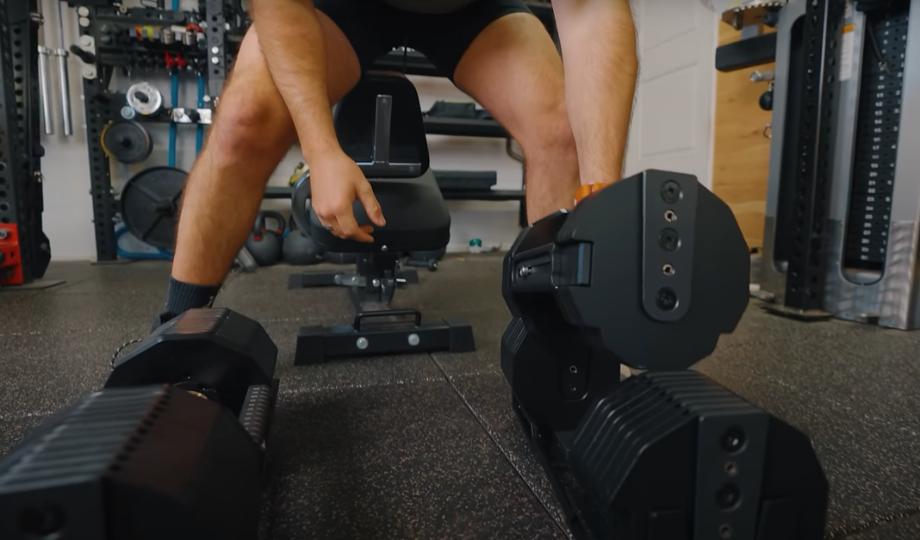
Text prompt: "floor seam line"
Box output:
[[0, 409, 61, 422], [276, 375, 446, 396], [830, 507, 920, 539], [427, 353, 571, 539]]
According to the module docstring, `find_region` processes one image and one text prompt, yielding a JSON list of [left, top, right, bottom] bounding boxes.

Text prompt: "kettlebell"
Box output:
[[759, 89, 774, 111], [283, 216, 323, 265], [245, 210, 285, 266]]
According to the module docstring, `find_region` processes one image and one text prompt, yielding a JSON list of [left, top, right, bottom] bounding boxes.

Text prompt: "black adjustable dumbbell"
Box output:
[[0, 309, 278, 540], [502, 170, 827, 540]]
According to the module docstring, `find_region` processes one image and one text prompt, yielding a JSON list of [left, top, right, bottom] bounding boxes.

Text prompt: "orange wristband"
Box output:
[[575, 182, 613, 206]]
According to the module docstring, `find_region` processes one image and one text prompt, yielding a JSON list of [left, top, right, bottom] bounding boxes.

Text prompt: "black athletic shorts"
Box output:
[[313, 0, 532, 80]]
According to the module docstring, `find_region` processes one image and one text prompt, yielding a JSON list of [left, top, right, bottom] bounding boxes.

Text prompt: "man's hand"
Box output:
[[310, 152, 387, 243], [252, 1, 380, 242]]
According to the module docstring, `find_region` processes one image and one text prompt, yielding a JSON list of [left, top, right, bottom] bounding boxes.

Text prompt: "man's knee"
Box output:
[[210, 92, 294, 160], [520, 100, 577, 164]]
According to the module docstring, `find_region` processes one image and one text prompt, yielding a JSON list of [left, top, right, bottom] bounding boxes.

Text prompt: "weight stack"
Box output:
[[0, 385, 264, 540], [760, 0, 920, 328], [562, 371, 827, 540], [822, 0, 920, 329]]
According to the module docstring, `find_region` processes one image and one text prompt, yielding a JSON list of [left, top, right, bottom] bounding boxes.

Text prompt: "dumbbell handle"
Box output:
[[239, 384, 276, 448]]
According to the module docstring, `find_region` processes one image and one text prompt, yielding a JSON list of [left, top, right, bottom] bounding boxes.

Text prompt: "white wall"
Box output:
[[40, 0, 93, 260], [39, 0, 717, 261], [624, 0, 720, 186]]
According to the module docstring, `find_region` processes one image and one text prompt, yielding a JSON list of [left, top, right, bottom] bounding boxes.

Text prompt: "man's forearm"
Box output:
[[554, 0, 638, 184], [251, 0, 341, 161]]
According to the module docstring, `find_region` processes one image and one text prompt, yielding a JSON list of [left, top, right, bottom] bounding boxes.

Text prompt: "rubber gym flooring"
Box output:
[[1, 254, 919, 539]]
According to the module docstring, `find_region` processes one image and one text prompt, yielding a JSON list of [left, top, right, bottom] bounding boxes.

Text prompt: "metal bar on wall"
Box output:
[[205, 0, 227, 98], [75, 5, 118, 261], [783, 0, 846, 309], [0, 1, 21, 233], [0, 0, 50, 281]]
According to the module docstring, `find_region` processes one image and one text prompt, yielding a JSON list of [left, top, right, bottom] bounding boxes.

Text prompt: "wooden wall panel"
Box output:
[[712, 24, 774, 249]]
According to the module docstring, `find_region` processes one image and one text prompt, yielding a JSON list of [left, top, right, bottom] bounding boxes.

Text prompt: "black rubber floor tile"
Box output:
[[413, 254, 505, 313], [842, 512, 920, 539], [422, 306, 511, 380], [262, 381, 564, 540], [430, 348, 505, 380], [42, 260, 101, 282], [220, 266, 355, 324], [50, 274, 166, 297], [49, 260, 171, 294], [275, 354, 444, 394], [0, 415, 48, 456], [27, 262, 168, 316], [0, 290, 159, 338], [5, 260, 124, 294], [429, 369, 569, 534], [0, 333, 114, 415]]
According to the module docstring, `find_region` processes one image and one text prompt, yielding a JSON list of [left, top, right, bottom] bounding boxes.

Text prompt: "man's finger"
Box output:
[[315, 215, 331, 230], [356, 181, 387, 228], [336, 212, 374, 243], [323, 223, 345, 239]]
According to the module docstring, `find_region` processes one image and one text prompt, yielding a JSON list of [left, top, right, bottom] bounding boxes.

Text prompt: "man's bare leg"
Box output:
[[453, 13, 579, 223], [554, 0, 637, 183], [171, 15, 360, 287]]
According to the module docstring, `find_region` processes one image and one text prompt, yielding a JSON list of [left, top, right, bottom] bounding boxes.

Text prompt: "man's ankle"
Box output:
[[159, 277, 222, 324]]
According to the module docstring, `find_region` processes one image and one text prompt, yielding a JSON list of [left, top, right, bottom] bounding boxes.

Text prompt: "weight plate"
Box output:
[[102, 121, 153, 164], [291, 172, 313, 236], [126, 81, 164, 116], [121, 167, 187, 250]]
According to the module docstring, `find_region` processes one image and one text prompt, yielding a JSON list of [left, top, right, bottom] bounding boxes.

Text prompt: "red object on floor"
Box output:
[[0, 224, 24, 286]]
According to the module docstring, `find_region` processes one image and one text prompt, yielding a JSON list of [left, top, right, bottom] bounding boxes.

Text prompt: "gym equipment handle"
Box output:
[[372, 94, 392, 164], [38, 46, 54, 135], [357, 93, 423, 178], [354, 309, 422, 331], [54, 1, 73, 136]]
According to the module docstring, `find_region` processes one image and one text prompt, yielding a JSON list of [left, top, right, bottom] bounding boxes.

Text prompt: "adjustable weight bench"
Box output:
[[290, 73, 476, 364]]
